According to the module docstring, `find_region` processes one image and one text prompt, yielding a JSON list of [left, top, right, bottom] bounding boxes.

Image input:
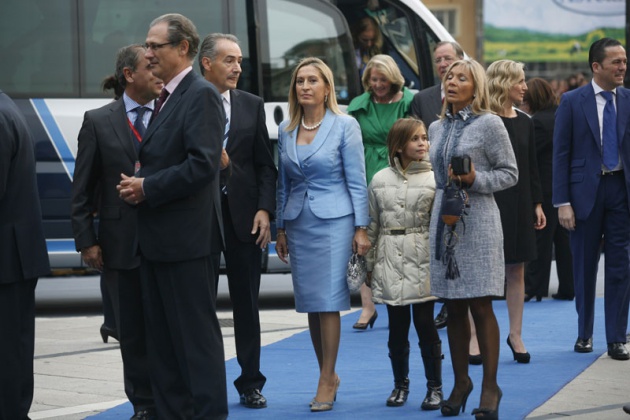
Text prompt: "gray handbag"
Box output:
[[346, 252, 367, 292]]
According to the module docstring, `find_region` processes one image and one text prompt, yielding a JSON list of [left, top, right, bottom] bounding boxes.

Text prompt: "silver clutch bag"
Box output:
[[346, 252, 367, 292]]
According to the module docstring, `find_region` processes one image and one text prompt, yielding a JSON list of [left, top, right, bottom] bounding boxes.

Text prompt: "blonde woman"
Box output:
[[275, 57, 370, 412]]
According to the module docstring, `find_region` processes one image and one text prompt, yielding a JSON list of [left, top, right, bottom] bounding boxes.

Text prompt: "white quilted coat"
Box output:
[[366, 157, 437, 306]]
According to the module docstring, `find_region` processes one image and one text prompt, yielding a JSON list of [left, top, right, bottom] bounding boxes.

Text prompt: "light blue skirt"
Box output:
[[286, 197, 353, 313]]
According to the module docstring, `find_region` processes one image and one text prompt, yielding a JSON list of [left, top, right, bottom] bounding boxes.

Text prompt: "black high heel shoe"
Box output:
[[100, 324, 119, 343], [353, 311, 378, 330], [507, 336, 530, 363], [440, 377, 473, 416], [472, 387, 502, 419]]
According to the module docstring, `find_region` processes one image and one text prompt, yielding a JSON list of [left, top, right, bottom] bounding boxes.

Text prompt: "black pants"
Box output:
[[0, 278, 37, 420]]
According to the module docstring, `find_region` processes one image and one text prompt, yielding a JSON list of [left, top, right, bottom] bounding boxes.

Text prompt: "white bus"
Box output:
[[0, 0, 454, 273]]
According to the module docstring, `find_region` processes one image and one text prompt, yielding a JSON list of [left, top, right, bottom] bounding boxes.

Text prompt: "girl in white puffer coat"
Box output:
[[365, 118, 441, 410]]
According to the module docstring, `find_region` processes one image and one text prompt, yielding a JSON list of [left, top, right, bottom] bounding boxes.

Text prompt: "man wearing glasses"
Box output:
[[118, 13, 228, 419]]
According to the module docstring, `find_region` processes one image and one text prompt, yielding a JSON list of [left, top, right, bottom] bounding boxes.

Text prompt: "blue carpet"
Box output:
[[89, 298, 606, 419]]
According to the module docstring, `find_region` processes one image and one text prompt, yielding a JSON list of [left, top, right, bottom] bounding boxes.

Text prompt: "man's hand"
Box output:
[[558, 205, 575, 231], [117, 173, 146, 205], [252, 210, 271, 249], [81, 245, 103, 271], [220, 148, 230, 170]]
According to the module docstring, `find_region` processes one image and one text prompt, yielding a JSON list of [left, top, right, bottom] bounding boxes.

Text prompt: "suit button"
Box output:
[[309, 196, 314, 200]]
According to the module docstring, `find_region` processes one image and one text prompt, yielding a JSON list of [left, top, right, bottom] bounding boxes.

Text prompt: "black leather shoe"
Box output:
[[100, 324, 119, 343], [574, 337, 593, 353], [608, 343, 630, 360], [130, 409, 156, 420], [623, 404, 630, 414], [552, 293, 574, 301], [434, 305, 447, 329], [240, 388, 267, 408]]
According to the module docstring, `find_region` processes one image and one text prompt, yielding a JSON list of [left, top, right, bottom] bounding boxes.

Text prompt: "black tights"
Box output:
[[387, 301, 438, 349]]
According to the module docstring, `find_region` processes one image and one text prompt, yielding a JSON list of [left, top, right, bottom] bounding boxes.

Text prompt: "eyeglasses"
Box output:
[[144, 41, 174, 51], [434, 56, 455, 64]]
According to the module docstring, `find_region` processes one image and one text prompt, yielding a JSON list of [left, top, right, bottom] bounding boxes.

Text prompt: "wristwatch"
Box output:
[[355, 226, 368, 230]]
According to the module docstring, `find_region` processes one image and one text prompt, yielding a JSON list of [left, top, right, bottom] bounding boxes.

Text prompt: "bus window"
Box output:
[[259, 0, 359, 104], [82, 0, 228, 96], [0, 0, 76, 97]]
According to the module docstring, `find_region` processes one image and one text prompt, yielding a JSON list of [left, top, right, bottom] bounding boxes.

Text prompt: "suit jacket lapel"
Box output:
[[226, 90, 240, 153], [429, 85, 442, 118], [142, 71, 196, 149], [301, 109, 334, 161], [109, 99, 137, 162], [581, 85, 600, 148], [617, 88, 629, 145]]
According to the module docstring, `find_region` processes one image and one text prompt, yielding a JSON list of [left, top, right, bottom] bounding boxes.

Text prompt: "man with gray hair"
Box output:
[[118, 14, 228, 419], [410, 40, 464, 127], [199, 33, 277, 409]]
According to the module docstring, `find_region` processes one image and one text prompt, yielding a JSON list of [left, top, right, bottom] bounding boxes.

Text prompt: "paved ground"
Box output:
[[28, 259, 630, 419]]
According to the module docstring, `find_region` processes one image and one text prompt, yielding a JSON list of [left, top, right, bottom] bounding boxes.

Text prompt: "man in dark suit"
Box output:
[[118, 14, 228, 418], [72, 44, 161, 419], [0, 90, 50, 419], [410, 40, 463, 330], [553, 37, 630, 360], [199, 33, 277, 409], [410, 41, 464, 128]]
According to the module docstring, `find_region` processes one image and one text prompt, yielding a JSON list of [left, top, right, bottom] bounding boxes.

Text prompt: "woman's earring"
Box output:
[[325, 94, 328, 103]]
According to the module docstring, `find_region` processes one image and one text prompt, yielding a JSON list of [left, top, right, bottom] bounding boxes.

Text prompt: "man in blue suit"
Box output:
[[553, 37, 630, 360]]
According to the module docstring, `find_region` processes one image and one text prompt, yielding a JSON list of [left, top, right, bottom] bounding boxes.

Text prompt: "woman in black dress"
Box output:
[[487, 60, 546, 363]]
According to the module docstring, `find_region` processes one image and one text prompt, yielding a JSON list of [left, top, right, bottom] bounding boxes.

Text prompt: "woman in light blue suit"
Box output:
[[276, 57, 371, 412]]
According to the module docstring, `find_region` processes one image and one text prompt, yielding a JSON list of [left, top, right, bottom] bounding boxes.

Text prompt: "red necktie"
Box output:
[[152, 89, 170, 119]]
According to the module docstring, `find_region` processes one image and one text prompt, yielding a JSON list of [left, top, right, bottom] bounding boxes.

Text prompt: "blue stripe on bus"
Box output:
[[46, 239, 76, 253], [31, 99, 75, 180]]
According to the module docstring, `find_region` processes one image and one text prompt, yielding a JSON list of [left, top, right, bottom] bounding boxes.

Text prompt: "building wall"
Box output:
[[421, 0, 479, 60]]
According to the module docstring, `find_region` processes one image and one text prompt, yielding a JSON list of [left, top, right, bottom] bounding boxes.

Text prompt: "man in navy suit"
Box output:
[[0, 90, 50, 419], [553, 37, 630, 360], [199, 33, 277, 409], [118, 14, 228, 418], [72, 44, 161, 419]]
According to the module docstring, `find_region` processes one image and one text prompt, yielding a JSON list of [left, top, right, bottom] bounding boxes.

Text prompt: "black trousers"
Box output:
[[142, 256, 228, 419], [104, 267, 155, 413], [525, 197, 574, 298], [216, 195, 266, 394], [0, 278, 37, 420]]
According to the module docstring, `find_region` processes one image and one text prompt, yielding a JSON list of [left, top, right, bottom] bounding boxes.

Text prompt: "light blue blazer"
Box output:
[[276, 110, 370, 229]]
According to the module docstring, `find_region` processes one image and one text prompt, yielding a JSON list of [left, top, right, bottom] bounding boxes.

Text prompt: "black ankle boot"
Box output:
[[386, 378, 409, 407], [386, 341, 410, 407], [420, 340, 443, 410]]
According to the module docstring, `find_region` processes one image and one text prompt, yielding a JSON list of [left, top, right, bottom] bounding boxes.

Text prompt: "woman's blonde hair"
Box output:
[[440, 59, 492, 118], [361, 54, 405, 95], [387, 118, 427, 167], [351, 17, 382, 57], [486, 59, 525, 114], [286, 57, 341, 132]]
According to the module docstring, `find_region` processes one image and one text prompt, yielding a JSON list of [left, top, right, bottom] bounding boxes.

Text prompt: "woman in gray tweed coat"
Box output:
[[428, 59, 517, 419]]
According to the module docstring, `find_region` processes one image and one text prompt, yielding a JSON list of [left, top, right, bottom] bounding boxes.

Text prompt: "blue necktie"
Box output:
[[134, 106, 147, 139], [601, 91, 618, 170], [221, 116, 230, 194]]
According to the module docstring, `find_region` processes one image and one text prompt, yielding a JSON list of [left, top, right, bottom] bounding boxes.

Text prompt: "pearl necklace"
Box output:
[[301, 116, 324, 131], [373, 95, 394, 104]]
